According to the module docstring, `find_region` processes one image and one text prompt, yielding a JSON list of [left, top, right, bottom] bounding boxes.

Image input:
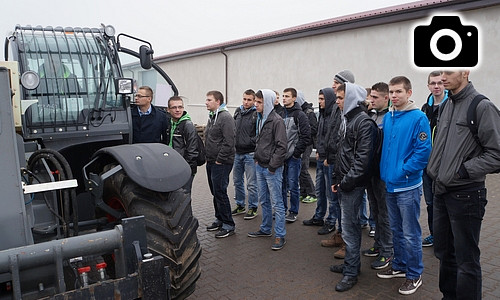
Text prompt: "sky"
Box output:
[[2, 0, 415, 59]]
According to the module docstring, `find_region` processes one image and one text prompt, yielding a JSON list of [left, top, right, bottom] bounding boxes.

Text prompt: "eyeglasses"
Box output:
[[169, 106, 184, 110], [135, 94, 151, 98], [428, 82, 444, 86]]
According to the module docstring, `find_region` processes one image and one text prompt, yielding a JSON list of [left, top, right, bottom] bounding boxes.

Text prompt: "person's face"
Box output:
[[168, 99, 184, 120], [389, 83, 412, 109], [282, 91, 296, 108], [255, 96, 264, 113], [441, 71, 469, 94], [370, 90, 389, 111], [336, 90, 345, 110], [134, 88, 152, 108], [205, 94, 220, 112], [274, 93, 280, 105], [318, 93, 326, 109], [427, 75, 444, 97], [242, 93, 255, 109], [332, 80, 342, 92]]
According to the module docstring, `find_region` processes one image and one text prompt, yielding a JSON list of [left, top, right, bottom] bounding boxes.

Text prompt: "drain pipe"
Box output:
[[220, 48, 228, 102]]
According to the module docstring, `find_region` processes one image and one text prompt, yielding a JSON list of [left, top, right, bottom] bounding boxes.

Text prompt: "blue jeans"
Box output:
[[313, 160, 340, 228], [366, 177, 393, 257], [282, 156, 301, 214], [256, 164, 286, 238], [359, 192, 375, 227], [386, 187, 423, 280], [339, 187, 364, 277], [434, 187, 486, 300], [206, 162, 235, 230], [422, 169, 434, 235], [233, 153, 258, 209]]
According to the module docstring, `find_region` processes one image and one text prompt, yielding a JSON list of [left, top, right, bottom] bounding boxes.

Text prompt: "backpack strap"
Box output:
[[467, 94, 488, 146]]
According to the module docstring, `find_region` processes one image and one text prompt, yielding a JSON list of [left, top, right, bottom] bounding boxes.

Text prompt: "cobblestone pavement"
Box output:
[[188, 167, 500, 300]]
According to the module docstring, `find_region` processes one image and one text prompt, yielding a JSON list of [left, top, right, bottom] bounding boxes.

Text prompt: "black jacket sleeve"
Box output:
[[292, 111, 311, 158], [182, 120, 199, 173]]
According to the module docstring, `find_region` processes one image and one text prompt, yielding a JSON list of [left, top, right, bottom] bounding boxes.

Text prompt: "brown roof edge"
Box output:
[[154, 0, 499, 62]]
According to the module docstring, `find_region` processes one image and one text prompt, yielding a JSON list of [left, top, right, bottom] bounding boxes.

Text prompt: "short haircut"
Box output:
[[255, 90, 263, 99], [244, 89, 256, 97], [168, 96, 184, 107], [389, 76, 412, 91], [371, 82, 389, 94], [206, 90, 224, 104], [365, 88, 371, 98], [336, 83, 345, 93], [139, 86, 153, 98], [428, 70, 443, 83], [283, 87, 297, 98]]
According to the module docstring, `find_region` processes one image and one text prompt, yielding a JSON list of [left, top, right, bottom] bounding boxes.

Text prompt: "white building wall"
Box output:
[[159, 6, 500, 126]]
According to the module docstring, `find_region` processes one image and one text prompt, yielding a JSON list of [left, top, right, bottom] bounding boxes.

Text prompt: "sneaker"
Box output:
[[371, 255, 393, 270], [333, 243, 346, 259], [302, 217, 324, 226], [215, 228, 235, 238], [247, 230, 272, 238], [398, 276, 422, 295], [231, 205, 246, 215], [271, 237, 286, 250], [422, 235, 434, 247], [321, 231, 344, 247], [317, 223, 336, 235], [244, 208, 258, 220], [362, 247, 380, 257], [285, 212, 297, 223], [302, 196, 317, 203], [369, 227, 375, 237], [377, 267, 406, 279], [335, 275, 358, 292], [299, 195, 305, 202], [206, 222, 221, 232]]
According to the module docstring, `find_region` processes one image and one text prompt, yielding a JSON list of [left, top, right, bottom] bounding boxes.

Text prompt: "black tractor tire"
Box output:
[[103, 166, 201, 299]]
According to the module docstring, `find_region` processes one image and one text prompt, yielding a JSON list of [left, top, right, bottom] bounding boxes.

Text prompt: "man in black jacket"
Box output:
[[165, 96, 198, 195], [131, 86, 169, 143], [330, 83, 378, 292]]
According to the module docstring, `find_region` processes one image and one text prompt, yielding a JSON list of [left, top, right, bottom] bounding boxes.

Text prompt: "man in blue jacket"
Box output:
[[376, 76, 431, 296]]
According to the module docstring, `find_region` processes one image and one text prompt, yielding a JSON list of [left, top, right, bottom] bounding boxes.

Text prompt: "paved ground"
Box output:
[[188, 166, 500, 299]]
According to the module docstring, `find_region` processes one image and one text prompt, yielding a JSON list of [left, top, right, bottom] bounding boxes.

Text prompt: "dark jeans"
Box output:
[[366, 176, 393, 257], [300, 145, 316, 197], [206, 162, 235, 230], [434, 187, 487, 300], [282, 156, 301, 214], [422, 169, 434, 235], [339, 187, 364, 277]]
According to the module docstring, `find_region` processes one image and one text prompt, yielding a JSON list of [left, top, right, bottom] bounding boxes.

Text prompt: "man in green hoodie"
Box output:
[[165, 96, 199, 195]]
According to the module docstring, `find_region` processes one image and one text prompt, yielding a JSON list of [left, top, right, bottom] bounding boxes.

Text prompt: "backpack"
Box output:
[[353, 115, 383, 177]]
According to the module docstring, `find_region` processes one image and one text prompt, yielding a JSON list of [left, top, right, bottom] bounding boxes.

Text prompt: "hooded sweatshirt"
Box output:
[[380, 99, 431, 193], [297, 90, 318, 145], [317, 87, 336, 159], [332, 83, 377, 191], [165, 111, 198, 172], [254, 89, 287, 172], [280, 101, 311, 159], [205, 103, 235, 164]]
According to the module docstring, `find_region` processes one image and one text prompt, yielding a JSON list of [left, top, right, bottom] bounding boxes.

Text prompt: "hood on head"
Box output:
[[320, 87, 335, 116], [259, 89, 276, 119], [296, 90, 305, 107], [343, 82, 367, 115]]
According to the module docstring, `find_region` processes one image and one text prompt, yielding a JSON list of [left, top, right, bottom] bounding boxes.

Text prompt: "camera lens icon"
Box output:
[[414, 16, 478, 67]]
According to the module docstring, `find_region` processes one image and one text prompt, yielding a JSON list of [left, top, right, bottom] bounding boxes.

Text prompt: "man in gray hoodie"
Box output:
[[330, 83, 378, 292], [248, 89, 288, 250]]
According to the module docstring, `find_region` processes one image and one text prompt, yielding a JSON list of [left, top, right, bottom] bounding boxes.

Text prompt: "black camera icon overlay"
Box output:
[[414, 16, 478, 67]]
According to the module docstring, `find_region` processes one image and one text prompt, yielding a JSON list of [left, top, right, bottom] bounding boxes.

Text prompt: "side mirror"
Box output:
[[139, 45, 154, 69]]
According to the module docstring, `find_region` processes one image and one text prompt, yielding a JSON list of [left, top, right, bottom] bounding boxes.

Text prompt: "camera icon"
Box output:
[[414, 16, 478, 67]]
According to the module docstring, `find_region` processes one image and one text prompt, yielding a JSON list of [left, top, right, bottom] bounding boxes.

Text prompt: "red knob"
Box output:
[[78, 266, 91, 274], [96, 262, 107, 270]]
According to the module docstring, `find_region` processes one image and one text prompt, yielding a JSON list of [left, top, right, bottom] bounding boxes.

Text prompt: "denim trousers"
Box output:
[[299, 144, 316, 197], [359, 192, 375, 227], [386, 187, 423, 280], [313, 160, 340, 228], [434, 187, 487, 300], [256, 164, 286, 238], [206, 162, 235, 230], [339, 187, 364, 277], [233, 152, 258, 209], [282, 156, 302, 214], [366, 176, 393, 257], [422, 169, 434, 235]]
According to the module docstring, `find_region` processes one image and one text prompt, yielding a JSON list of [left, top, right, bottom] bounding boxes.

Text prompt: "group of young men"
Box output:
[[131, 67, 500, 299]]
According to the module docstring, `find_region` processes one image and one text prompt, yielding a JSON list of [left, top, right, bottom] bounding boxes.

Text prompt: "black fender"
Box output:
[[94, 143, 191, 192]]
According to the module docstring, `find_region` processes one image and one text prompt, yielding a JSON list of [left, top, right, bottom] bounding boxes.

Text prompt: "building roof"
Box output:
[[154, 0, 498, 62]]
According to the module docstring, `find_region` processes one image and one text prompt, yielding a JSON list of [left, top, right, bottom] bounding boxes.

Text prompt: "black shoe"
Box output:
[[330, 264, 344, 274], [302, 217, 324, 226], [247, 230, 272, 238], [335, 276, 358, 292], [318, 223, 336, 235], [285, 212, 297, 223], [206, 222, 222, 232], [215, 228, 235, 238]]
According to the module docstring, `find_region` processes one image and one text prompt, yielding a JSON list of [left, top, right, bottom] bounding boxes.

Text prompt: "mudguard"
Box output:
[[94, 143, 191, 192]]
